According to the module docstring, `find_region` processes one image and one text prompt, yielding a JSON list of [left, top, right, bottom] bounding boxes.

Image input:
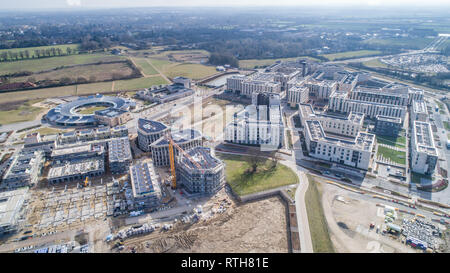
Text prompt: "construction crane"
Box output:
[[165, 133, 204, 189]]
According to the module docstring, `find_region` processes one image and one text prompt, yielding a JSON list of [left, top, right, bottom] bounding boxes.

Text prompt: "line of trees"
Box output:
[[0, 47, 77, 62]]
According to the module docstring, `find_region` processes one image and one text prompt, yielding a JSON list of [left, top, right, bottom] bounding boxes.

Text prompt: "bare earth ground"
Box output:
[[319, 180, 416, 253], [127, 196, 289, 253]]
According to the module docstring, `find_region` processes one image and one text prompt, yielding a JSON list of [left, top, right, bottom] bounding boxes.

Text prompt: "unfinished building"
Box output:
[[47, 158, 105, 184], [150, 129, 202, 166], [108, 137, 132, 174], [177, 147, 225, 195], [1, 150, 44, 190], [0, 188, 29, 234], [130, 162, 162, 208]]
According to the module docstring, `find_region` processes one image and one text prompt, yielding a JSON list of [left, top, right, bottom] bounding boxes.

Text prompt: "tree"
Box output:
[[245, 149, 266, 174]]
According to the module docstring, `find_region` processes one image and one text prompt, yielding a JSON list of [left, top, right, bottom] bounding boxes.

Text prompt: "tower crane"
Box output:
[[165, 133, 204, 189]]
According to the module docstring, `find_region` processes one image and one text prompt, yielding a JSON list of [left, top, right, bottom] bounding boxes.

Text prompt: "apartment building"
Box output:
[[298, 103, 364, 137], [304, 120, 375, 170], [411, 121, 438, 175]]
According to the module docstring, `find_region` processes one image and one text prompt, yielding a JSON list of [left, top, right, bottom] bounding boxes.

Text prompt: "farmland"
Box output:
[[0, 53, 127, 75], [11, 62, 135, 83]]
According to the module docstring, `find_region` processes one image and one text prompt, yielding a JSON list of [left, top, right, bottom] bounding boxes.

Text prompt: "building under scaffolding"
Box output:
[[176, 147, 225, 195], [129, 162, 162, 208]]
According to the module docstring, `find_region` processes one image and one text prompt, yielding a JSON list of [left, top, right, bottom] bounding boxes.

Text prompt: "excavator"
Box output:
[[165, 133, 204, 190], [78, 177, 89, 188]]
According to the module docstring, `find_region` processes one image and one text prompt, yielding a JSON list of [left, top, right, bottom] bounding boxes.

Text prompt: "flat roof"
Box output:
[[130, 162, 161, 197], [413, 121, 437, 155], [178, 147, 222, 171], [0, 188, 28, 229], [306, 120, 374, 151]]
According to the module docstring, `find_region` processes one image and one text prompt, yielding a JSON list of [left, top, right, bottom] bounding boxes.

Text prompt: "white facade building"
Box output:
[[411, 121, 438, 175], [411, 100, 428, 122], [298, 103, 364, 137], [304, 120, 375, 170]]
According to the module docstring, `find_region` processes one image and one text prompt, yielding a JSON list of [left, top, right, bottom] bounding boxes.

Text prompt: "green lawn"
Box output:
[[321, 50, 382, 61], [76, 106, 108, 115], [162, 63, 218, 80], [305, 174, 335, 253], [217, 153, 298, 196], [0, 102, 45, 125], [20, 127, 66, 139], [377, 146, 406, 165], [444, 121, 450, 131], [133, 58, 159, 75], [362, 59, 388, 68], [362, 37, 434, 49], [376, 135, 406, 148], [0, 53, 126, 74], [0, 44, 79, 61], [114, 76, 169, 91]]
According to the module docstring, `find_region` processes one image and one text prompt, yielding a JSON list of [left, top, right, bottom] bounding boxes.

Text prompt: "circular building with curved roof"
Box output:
[[45, 95, 135, 127]]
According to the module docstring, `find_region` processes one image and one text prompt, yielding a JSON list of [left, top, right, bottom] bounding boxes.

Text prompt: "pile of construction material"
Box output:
[[402, 218, 441, 250], [116, 223, 156, 239]]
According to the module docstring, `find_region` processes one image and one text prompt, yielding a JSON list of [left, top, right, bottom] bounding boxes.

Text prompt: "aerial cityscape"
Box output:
[[0, 1, 449, 258]]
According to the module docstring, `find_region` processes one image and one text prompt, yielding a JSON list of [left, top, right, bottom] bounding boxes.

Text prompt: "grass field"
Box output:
[[12, 62, 134, 83], [305, 174, 335, 253], [133, 58, 159, 76], [321, 50, 382, 61], [239, 56, 320, 69], [148, 58, 173, 71], [217, 153, 298, 196], [376, 135, 406, 148], [362, 59, 389, 68], [362, 37, 434, 49], [377, 145, 406, 165], [161, 63, 217, 80], [0, 53, 126, 74], [114, 76, 169, 91], [0, 101, 44, 125], [0, 44, 79, 61]]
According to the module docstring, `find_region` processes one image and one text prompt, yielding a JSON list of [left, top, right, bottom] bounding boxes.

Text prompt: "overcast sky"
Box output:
[[2, 0, 450, 10]]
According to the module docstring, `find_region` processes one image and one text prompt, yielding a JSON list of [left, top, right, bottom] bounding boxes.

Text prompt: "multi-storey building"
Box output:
[[130, 162, 162, 208], [304, 120, 375, 170], [177, 147, 225, 195], [411, 100, 428, 122], [328, 90, 407, 120], [298, 103, 364, 137], [305, 80, 337, 101], [411, 121, 438, 175], [150, 129, 202, 166], [1, 150, 44, 190], [224, 93, 284, 149], [287, 85, 309, 107], [108, 137, 132, 174], [137, 119, 169, 152]]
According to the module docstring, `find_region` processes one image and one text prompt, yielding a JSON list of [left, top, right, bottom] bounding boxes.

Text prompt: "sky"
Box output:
[[1, 0, 450, 10]]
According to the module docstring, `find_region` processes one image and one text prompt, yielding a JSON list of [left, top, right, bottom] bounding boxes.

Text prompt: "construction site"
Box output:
[[106, 189, 289, 253], [317, 177, 449, 253]]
